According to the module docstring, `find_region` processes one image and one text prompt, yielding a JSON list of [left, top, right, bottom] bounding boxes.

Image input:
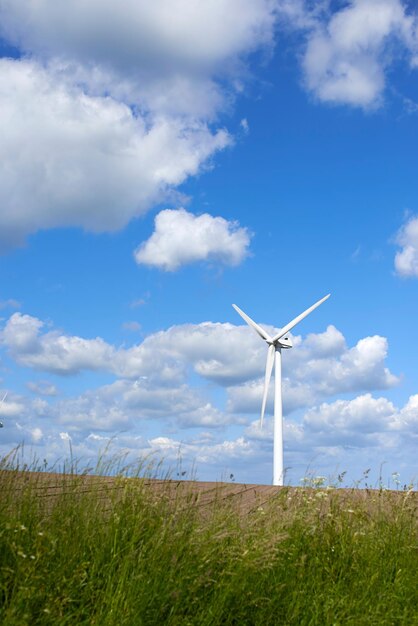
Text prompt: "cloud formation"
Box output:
[[302, 391, 418, 450], [0, 59, 229, 249], [134, 208, 251, 271], [54, 379, 234, 431], [278, 0, 418, 108], [394, 215, 418, 277], [1, 313, 399, 421], [1, 0, 417, 251], [0, 1, 276, 89], [227, 327, 398, 417], [0, 306, 411, 483], [303, 393, 396, 443], [0, 0, 276, 249], [1, 385, 416, 485], [1, 313, 115, 375]]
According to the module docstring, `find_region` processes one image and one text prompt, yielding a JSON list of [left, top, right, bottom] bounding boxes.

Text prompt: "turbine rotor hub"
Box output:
[[266, 337, 292, 349]]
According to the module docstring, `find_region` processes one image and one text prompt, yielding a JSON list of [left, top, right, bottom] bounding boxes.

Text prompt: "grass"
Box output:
[[0, 455, 417, 625]]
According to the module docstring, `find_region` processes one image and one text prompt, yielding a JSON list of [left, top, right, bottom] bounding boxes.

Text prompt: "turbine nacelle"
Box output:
[[278, 336, 292, 349], [268, 335, 292, 349]]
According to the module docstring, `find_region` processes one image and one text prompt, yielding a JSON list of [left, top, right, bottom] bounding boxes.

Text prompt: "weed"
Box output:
[[0, 454, 416, 625]]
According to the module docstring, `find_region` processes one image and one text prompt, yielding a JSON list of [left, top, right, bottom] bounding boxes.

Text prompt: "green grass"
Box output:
[[0, 458, 417, 625]]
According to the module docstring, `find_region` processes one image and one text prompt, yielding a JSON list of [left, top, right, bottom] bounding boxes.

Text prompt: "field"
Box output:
[[0, 457, 417, 625]]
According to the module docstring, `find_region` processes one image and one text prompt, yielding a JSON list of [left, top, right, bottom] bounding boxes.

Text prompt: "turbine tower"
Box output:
[[232, 294, 330, 486]]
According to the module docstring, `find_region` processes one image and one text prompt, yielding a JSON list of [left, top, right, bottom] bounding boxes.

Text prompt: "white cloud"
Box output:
[[0, 59, 229, 250], [55, 394, 132, 432], [301, 324, 346, 358], [1, 312, 116, 375], [392, 393, 418, 431], [1, 312, 399, 433], [303, 393, 396, 436], [242, 391, 418, 462], [0, 299, 20, 310], [0, 1, 276, 84], [118, 321, 266, 384], [300, 391, 418, 452], [240, 118, 249, 133], [287, 333, 398, 395], [1, 384, 416, 485], [228, 379, 317, 416], [245, 415, 305, 444], [0, 1, 276, 248], [394, 215, 418, 277], [26, 381, 59, 396], [122, 321, 141, 332], [147, 434, 254, 466], [134, 208, 251, 271], [94, 379, 231, 429], [278, 0, 418, 108], [0, 396, 25, 418], [1, 314, 399, 395], [227, 327, 398, 416], [12, 377, 235, 433]]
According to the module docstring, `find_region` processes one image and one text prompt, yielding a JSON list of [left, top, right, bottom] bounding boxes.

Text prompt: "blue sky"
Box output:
[[0, 0, 418, 487]]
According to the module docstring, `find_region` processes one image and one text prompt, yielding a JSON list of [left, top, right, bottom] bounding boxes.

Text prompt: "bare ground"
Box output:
[[1, 470, 416, 519]]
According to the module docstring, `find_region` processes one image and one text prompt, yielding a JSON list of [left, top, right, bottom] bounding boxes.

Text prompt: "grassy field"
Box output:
[[0, 457, 417, 625]]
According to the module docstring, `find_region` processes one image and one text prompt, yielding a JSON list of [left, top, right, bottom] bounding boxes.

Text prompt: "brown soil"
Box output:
[[1, 470, 416, 519]]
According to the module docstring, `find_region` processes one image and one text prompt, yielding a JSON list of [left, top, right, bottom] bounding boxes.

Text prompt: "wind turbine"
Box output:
[[232, 294, 330, 486], [0, 392, 7, 429]]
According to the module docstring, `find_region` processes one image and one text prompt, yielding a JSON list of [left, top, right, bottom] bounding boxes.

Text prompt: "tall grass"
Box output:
[[0, 455, 417, 625]]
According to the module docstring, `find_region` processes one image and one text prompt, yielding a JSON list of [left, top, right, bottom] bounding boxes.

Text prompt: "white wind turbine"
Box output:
[[232, 294, 330, 486], [0, 392, 7, 429]]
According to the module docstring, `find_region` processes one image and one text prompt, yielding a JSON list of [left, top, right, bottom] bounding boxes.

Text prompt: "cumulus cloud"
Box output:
[[243, 391, 418, 455], [147, 435, 254, 466], [1, 313, 399, 423], [299, 391, 418, 451], [134, 208, 251, 271], [1, 312, 115, 375], [227, 326, 398, 416], [301, 324, 346, 358], [245, 415, 304, 444], [0, 59, 230, 249], [395, 394, 418, 431], [1, 384, 416, 484], [303, 393, 396, 437], [278, 0, 418, 108], [0, 314, 262, 384], [287, 333, 398, 395], [26, 381, 59, 397], [2, 0, 415, 252], [2, 378, 236, 435], [0, 309, 401, 477], [228, 379, 317, 416], [84, 378, 232, 429], [0, 396, 26, 418], [394, 215, 418, 277], [0, 1, 276, 86], [0, 1, 276, 248]]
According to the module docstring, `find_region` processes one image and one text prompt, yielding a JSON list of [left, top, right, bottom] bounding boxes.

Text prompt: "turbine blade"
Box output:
[[232, 304, 272, 342], [271, 294, 330, 343], [260, 344, 275, 428]]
